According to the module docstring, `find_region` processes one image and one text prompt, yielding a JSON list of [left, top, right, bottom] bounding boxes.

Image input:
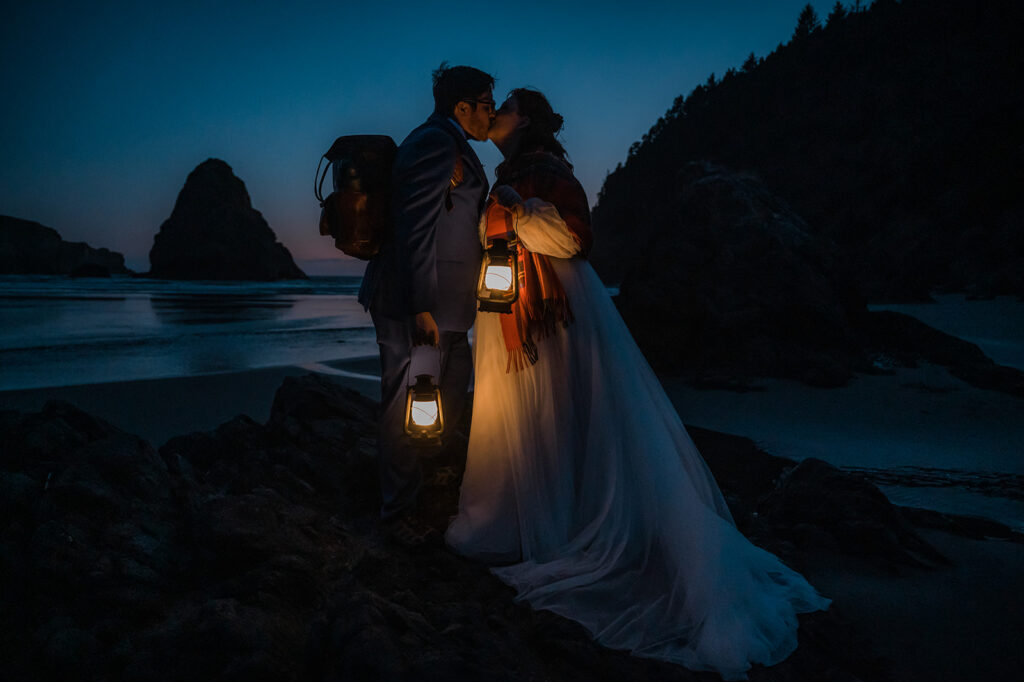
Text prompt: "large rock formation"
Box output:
[[616, 163, 866, 388], [0, 215, 132, 276], [147, 159, 305, 280], [613, 163, 1024, 396]]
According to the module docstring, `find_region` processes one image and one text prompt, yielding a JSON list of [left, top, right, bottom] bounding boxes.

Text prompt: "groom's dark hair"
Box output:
[[432, 63, 495, 116]]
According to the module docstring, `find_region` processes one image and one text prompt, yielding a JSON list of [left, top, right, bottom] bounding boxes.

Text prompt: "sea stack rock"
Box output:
[[616, 162, 864, 388], [148, 159, 306, 280], [0, 215, 131, 275]]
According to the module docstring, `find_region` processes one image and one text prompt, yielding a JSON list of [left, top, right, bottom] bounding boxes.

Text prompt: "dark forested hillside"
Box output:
[[592, 0, 1024, 301]]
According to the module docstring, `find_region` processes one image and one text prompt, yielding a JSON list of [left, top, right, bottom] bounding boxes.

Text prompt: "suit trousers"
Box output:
[[372, 311, 472, 520]]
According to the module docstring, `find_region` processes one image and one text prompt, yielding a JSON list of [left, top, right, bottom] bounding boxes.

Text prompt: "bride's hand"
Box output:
[[490, 185, 523, 211]]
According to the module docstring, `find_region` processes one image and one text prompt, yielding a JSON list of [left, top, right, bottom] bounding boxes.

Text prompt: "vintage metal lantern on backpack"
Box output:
[[315, 135, 397, 260]]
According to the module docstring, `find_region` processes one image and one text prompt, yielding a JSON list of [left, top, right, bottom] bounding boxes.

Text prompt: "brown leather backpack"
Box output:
[[315, 134, 464, 260], [316, 135, 397, 260]]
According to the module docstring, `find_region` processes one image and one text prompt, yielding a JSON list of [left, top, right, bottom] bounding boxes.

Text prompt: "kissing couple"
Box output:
[[357, 64, 829, 680]]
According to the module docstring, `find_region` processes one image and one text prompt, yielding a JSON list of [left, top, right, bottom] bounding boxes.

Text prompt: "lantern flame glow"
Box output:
[[484, 265, 514, 292], [410, 399, 439, 426]]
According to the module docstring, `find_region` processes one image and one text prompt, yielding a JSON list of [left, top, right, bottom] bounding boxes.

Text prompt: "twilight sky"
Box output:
[[1, 0, 832, 274]]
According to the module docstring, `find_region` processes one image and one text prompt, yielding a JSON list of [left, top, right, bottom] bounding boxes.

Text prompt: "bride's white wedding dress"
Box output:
[[446, 199, 830, 680]]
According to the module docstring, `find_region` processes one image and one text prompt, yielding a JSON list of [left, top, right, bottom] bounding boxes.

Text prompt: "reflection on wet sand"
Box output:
[[149, 294, 295, 325]]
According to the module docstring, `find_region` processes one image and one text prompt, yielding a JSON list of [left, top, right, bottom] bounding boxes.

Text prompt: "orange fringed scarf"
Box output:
[[484, 151, 592, 372]]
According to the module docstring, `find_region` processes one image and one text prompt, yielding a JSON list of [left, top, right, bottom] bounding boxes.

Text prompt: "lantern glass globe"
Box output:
[[484, 265, 514, 291], [410, 399, 439, 427]]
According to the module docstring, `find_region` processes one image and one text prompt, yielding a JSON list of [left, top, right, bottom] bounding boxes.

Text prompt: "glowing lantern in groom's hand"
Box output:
[[404, 345, 444, 445], [404, 374, 445, 444]]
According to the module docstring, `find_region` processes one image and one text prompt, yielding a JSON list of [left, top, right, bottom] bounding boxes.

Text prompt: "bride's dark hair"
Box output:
[[497, 88, 572, 178]]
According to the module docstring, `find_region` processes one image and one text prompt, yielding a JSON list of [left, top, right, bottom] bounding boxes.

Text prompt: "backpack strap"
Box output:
[[315, 154, 332, 204], [445, 148, 464, 212]]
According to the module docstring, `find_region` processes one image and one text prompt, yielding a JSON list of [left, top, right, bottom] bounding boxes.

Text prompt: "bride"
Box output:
[[445, 88, 830, 680]]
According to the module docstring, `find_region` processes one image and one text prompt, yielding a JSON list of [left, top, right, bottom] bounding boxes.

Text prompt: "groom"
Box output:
[[358, 64, 495, 547]]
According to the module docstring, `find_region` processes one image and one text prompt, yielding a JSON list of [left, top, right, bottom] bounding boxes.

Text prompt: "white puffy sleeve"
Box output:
[[513, 198, 581, 258]]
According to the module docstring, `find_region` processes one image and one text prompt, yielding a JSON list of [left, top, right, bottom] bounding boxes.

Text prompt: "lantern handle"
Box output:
[[484, 195, 519, 248], [485, 234, 519, 252], [409, 342, 443, 382]]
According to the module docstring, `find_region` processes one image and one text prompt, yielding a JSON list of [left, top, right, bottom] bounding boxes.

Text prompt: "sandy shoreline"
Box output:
[[664, 363, 1024, 531], [3, 356, 1021, 528], [0, 357, 381, 447]]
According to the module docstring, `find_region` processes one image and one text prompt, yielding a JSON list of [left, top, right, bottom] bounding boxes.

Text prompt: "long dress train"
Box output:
[[446, 197, 829, 681]]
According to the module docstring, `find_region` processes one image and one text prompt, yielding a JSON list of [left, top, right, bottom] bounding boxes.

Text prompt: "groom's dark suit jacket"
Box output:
[[358, 114, 488, 331]]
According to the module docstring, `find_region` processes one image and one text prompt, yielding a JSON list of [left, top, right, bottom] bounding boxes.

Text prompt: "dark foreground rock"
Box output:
[[147, 159, 306, 280], [2, 375, 1017, 681], [0, 215, 132, 276]]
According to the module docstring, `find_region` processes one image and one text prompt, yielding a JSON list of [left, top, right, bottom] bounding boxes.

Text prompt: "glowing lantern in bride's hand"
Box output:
[[477, 237, 519, 313]]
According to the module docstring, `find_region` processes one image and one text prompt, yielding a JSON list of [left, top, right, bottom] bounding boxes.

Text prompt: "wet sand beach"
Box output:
[[0, 357, 380, 447]]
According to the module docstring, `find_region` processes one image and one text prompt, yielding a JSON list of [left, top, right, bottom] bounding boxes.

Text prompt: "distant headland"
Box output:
[[0, 215, 132, 278]]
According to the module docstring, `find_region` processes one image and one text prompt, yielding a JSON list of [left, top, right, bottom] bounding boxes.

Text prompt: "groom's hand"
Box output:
[[413, 311, 439, 346]]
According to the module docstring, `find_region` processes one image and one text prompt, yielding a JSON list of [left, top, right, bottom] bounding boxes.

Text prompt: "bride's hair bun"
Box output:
[[504, 87, 571, 166]]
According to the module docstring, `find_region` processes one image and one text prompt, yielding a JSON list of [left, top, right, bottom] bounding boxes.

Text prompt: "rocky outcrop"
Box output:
[[147, 159, 305, 280], [4, 375, 1018, 680], [615, 163, 866, 388], [861, 310, 1024, 397], [0, 215, 132, 276], [756, 457, 949, 567], [613, 163, 1024, 396]]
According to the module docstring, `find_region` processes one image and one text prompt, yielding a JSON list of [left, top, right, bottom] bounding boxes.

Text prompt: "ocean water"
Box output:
[[0, 274, 375, 390]]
